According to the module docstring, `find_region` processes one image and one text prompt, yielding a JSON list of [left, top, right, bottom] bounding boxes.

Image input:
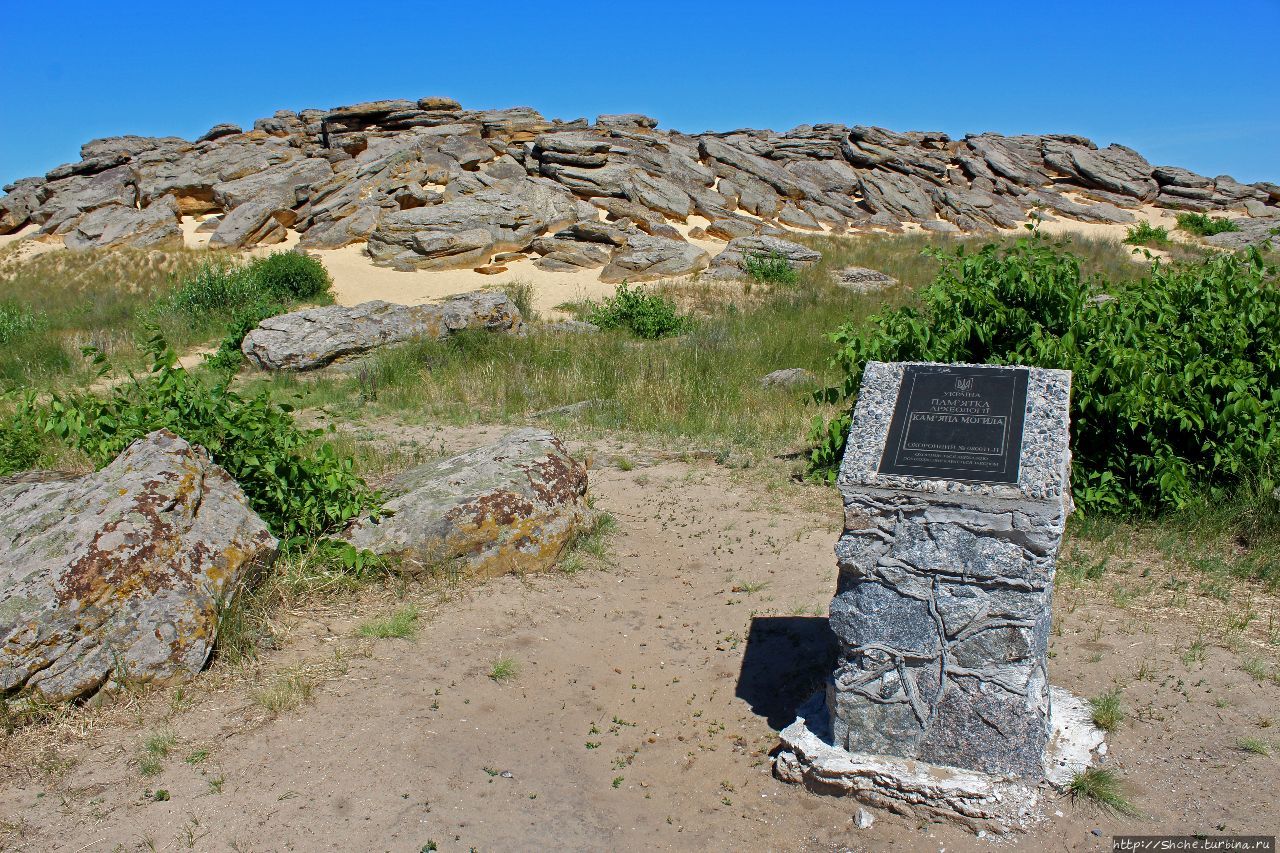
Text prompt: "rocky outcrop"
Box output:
[[341, 429, 589, 578], [241, 291, 523, 371], [709, 235, 823, 276], [599, 234, 709, 283], [4, 96, 1275, 258], [0, 430, 277, 702]]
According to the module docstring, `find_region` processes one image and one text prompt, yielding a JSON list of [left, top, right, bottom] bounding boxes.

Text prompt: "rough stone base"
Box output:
[[774, 687, 1104, 834]]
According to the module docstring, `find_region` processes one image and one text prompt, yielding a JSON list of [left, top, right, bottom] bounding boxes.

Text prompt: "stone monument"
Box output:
[[775, 361, 1105, 833]]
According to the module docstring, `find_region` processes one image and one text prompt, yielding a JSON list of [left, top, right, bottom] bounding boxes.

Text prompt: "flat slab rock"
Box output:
[[774, 688, 1104, 835], [341, 429, 589, 579], [0, 430, 277, 702], [709, 235, 822, 275], [241, 290, 522, 371], [833, 266, 897, 293]]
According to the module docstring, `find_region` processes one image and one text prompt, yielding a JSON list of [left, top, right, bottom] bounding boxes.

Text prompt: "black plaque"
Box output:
[[877, 364, 1029, 484]]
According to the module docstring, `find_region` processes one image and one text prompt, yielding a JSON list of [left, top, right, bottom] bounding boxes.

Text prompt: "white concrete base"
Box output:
[[773, 687, 1105, 834]]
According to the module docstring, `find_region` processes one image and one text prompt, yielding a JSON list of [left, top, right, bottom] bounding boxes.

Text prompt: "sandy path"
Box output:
[[1, 425, 1276, 851]]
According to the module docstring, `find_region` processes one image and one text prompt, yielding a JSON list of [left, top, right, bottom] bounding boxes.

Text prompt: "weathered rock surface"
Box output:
[[341, 429, 589, 578], [0, 430, 277, 702], [3, 95, 1272, 254], [63, 197, 182, 250], [242, 291, 523, 371], [599, 234, 709, 283], [833, 266, 897, 293], [709, 235, 822, 274], [760, 368, 817, 388]]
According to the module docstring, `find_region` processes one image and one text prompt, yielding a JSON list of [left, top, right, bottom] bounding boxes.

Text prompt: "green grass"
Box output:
[[489, 657, 520, 683], [1089, 689, 1125, 732], [245, 231, 1144, 464], [559, 512, 618, 574], [1237, 736, 1272, 756], [743, 252, 799, 284], [1067, 767, 1140, 816], [1176, 212, 1239, 237], [357, 604, 421, 640], [1123, 221, 1171, 247], [0, 245, 332, 391]]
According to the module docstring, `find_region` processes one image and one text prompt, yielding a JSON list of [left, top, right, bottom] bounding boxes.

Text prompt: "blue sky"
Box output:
[[2, 0, 1277, 188]]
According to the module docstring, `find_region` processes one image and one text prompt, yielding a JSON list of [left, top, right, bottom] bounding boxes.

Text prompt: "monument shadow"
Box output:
[[734, 615, 837, 730]]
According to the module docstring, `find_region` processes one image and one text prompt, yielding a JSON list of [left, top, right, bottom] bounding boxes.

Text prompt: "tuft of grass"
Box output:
[[1089, 688, 1125, 732], [742, 252, 799, 285], [560, 511, 618, 575], [143, 730, 177, 758], [501, 280, 538, 323], [1176, 212, 1239, 237], [1067, 767, 1140, 816], [489, 656, 520, 683], [357, 604, 421, 640], [1122, 221, 1171, 247], [1237, 737, 1272, 756], [253, 670, 316, 713]]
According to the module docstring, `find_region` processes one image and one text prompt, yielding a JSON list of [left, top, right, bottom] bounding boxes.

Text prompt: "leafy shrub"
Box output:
[[154, 251, 331, 371], [809, 231, 1280, 514], [0, 302, 44, 345], [1123, 221, 1170, 247], [26, 332, 376, 536], [742, 252, 799, 285], [244, 251, 332, 302], [586, 282, 686, 339], [1176, 211, 1240, 237], [0, 407, 43, 476]]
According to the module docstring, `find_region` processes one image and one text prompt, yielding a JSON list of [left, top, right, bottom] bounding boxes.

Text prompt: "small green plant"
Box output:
[[586, 282, 686, 339], [139, 755, 163, 777], [144, 730, 177, 759], [489, 657, 520, 683], [357, 604, 420, 640], [1176, 212, 1239, 237], [611, 776, 624, 788], [1089, 689, 1125, 732], [742, 252, 799, 285], [1237, 736, 1272, 756], [1067, 767, 1139, 815], [152, 789, 170, 802], [185, 750, 209, 765], [585, 741, 601, 750], [1123, 221, 1170, 247]]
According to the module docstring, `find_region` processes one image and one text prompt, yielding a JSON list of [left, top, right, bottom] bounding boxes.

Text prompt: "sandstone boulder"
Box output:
[[341, 429, 589, 578], [760, 368, 817, 388], [709, 235, 822, 273], [242, 291, 522, 371], [63, 197, 182, 251], [0, 430, 277, 702], [599, 234, 709, 283], [367, 180, 581, 270], [834, 266, 897, 293]]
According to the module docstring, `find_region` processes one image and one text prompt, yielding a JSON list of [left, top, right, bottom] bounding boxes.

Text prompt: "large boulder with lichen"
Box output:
[[241, 290, 523, 371], [341, 429, 589, 578], [0, 430, 277, 703]]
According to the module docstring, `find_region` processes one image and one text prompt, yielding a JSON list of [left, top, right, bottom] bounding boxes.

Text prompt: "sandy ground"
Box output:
[[1, 424, 1277, 852]]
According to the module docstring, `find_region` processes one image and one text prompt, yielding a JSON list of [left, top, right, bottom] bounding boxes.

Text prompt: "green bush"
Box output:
[[586, 282, 686, 339], [1176, 212, 1240, 237], [0, 407, 43, 476], [26, 332, 376, 537], [742, 252, 799, 285], [244, 251, 332, 302], [1123, 221, 1171, 247], [809, 231, 1280, 514]]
